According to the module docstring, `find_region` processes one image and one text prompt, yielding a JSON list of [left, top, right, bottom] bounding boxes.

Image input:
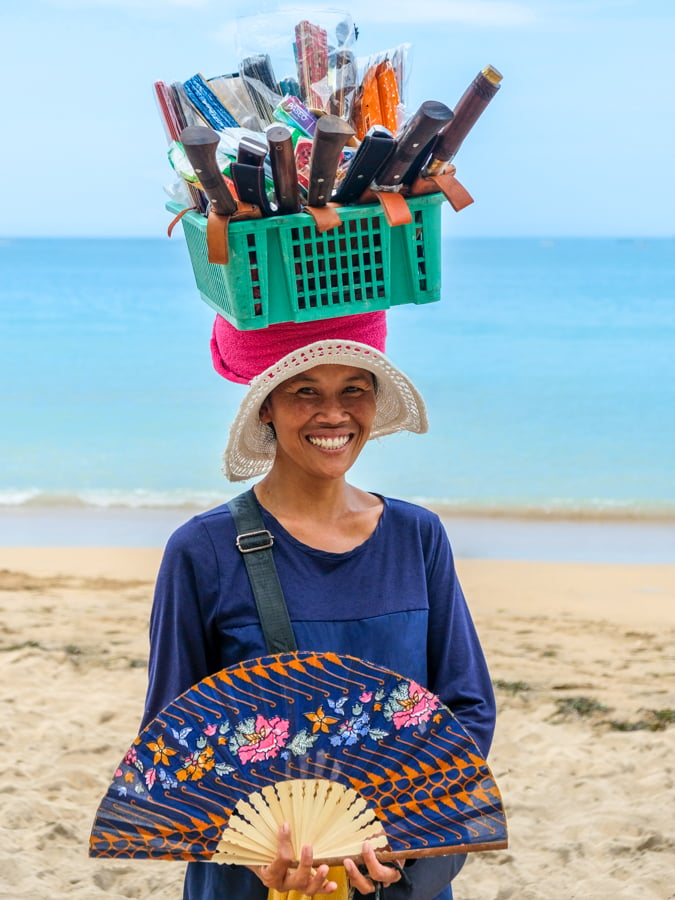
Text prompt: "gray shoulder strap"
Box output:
[[227, 490, 297, 654]]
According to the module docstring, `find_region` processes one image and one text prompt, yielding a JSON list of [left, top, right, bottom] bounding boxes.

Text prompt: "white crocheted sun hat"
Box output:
[[223, 339, 428, 482]]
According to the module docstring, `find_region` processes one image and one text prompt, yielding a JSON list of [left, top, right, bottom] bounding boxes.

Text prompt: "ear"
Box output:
[[259, 397, 273, 425]]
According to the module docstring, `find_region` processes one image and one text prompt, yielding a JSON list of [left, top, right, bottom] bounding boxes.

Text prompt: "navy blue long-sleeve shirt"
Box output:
[[143, 495, 496, 900]]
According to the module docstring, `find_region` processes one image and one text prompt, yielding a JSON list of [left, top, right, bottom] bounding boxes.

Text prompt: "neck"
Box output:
[[254, 468, 355, 520], [253, 465, 383, 553]]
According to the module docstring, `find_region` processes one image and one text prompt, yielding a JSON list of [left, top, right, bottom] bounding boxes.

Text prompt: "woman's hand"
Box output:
[[343, 841, 405, 895], [252, 823, 339, 896]]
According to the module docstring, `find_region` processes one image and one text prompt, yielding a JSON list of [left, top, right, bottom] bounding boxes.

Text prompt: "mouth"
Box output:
[[306, 434, 353, 451]]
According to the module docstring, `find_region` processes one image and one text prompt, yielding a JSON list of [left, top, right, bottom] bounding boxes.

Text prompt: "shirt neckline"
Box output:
[[255, 493, 387, 559]]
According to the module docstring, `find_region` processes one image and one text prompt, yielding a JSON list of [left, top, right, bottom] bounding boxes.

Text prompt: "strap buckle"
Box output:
[[235, 528, 275, 554]]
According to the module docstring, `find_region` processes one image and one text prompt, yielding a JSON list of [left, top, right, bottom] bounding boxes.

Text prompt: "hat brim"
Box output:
[[223, 340, 428, 482]]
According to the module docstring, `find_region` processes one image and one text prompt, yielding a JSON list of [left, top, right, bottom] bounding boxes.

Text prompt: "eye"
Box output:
[[344, 383, 370, 395]]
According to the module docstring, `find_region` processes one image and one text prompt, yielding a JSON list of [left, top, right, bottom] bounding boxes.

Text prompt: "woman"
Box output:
[[142, 332, 496, 900]]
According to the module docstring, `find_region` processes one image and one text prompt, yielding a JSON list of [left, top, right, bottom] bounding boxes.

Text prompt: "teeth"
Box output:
[[308, 435, 350, 450]]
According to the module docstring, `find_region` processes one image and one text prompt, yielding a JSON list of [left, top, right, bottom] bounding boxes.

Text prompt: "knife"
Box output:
[[329, 48, 358, 118], [306, 114, 355, 207], [400, 120, 453, 187], [373, 100, 453, 190], [333, 125, 395, 204], [423, 65, 503, 174], [230, 161, 275, 217], [237, 135, 268, 166], [266, 125, 301, 214], [179, 125, 238, 216]]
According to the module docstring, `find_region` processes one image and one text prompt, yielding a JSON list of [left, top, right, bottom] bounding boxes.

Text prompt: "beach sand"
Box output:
[[1, 546, 673, 900]]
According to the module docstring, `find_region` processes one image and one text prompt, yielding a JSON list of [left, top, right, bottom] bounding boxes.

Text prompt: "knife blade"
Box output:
[[179, 125, 238, 217], [306, 114, 355, 207], [373, 100, 453, 190], [266, 125, 301, 214]]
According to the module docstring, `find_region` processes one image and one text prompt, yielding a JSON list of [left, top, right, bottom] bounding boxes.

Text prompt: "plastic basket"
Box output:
[[167, 192, 444, 330]]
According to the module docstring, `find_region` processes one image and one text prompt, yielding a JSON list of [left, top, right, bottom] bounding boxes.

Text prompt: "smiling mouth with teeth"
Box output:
[[307, 435, 352, 450]]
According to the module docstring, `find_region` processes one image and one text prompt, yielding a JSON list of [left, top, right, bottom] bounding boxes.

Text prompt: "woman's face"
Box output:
[[259, 364, 377, 480]]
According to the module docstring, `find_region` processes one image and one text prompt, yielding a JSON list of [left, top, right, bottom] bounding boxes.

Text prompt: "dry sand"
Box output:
[[0, 547, 673, 900]]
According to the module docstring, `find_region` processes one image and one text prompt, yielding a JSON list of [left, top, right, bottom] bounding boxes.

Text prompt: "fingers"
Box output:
[[258, 823, 294, 886], [344, 842, 404, 894], [294, 844, 335, 895], [257, 825, 338, 896]]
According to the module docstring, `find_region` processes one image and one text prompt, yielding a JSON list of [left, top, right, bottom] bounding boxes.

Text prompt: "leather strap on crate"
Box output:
[[303, 203, 343, 233], [205, 202, 263, 265], [166, 206, 197, 238], [372, 190, 413, 227], [353, 188, 412, 227], [408, 166, 474, 211]]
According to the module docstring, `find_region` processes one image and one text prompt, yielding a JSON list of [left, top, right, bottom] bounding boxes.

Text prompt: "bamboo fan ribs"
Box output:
[[214, 778, 388, 865], [89, 651, 507, 864]]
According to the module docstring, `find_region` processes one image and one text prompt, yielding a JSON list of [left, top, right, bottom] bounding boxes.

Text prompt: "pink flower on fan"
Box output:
[[392, 681, 439, 729], [203, 724, 218, 736], [123, 746, 137, 765], [144, 767, 156, 789], [237, 715, 290, 764], [360, 692, 373, 702]]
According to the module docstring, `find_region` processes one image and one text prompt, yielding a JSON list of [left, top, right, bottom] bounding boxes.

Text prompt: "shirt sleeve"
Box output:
[[140, 518, 221, 729], [424, 515, 496, 758]]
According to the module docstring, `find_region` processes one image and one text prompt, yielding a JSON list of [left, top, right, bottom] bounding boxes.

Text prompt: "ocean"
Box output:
[[1, 232, 674, 557]]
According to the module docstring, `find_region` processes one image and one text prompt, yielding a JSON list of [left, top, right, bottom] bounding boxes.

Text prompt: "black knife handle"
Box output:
[[237, 135, 268, 166], [230, 162, 274, 216], [333, 126, 395, 204], [179, 125, 238, 216], [374, 100, 453, 189], [307, 114, 355, 207], [266, 125, 301, 214]]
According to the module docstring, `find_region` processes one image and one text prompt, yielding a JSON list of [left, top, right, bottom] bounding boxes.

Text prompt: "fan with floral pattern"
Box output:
[[89, 650, 507, 865]]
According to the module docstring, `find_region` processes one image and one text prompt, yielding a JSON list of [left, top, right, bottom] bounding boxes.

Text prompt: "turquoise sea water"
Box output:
[[1, 234, 674, 531]]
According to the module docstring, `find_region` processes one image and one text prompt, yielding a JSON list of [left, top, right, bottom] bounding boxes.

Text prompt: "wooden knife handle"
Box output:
[[307, 115, 354, 207], [375, 100, 453, 188], [266, 125, 301, 214], [179, 125, 238, 217]]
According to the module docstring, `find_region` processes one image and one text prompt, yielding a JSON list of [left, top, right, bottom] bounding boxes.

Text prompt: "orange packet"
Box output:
[[354, 64, 382, 140], [376, 60, 400, 135]]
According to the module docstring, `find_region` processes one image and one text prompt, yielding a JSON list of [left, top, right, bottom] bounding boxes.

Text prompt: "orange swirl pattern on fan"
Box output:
[[89, 651, 507, 863]]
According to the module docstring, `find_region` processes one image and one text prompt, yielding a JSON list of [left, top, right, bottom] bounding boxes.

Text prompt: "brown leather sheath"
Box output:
[[205, 202, 262, 265]]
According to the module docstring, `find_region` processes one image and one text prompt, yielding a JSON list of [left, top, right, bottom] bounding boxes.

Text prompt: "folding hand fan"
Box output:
[[90, 651, 507, 865]]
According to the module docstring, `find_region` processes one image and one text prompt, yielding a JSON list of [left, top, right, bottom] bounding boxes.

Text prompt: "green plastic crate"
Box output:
[[167, 192, 444, 330]]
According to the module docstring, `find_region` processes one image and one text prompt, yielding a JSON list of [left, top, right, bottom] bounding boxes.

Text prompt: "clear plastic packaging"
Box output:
[[235, 10, 357, 118], [351, 43, 411, 139]]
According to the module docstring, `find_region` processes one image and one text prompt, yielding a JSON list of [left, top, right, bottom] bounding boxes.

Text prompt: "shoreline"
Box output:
[[1, 503, 674, 563]]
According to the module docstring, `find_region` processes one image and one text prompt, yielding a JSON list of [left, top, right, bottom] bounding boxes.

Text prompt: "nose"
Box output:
[[315, 392, 349, 424]]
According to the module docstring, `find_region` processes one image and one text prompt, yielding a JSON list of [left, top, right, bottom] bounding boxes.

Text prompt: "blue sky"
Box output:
[[1, 0, 673, 237]]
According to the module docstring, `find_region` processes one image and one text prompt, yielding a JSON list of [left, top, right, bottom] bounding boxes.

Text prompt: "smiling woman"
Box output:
[[138, 312, 497, 900], [223, 338, 427, 482], [259, 366, 378, 488]]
